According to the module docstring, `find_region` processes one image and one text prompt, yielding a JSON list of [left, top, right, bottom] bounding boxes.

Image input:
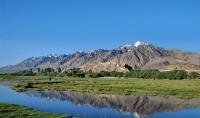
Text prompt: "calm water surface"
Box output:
[[0, 81, 200, 118]]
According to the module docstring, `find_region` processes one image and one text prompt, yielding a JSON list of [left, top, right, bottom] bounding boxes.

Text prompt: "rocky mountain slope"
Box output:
[[1, 41, 200, 73]]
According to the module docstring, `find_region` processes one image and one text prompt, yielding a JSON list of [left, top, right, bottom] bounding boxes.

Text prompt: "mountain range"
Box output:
[[1, 41, 200, 73]]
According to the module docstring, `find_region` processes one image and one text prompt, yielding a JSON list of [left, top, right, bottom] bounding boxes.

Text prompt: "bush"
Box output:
[[175, 70, 188, 80], [25, 82, 33, 88], [85, 73, 101, 78], [11, 70, 35, 76], [123, 69, 189, 80], [125, 69, 160, 79], [189, 72, 200, 79]]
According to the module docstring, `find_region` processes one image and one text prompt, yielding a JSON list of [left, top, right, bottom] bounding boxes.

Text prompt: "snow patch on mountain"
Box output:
[[120, 44, 132, 49], [47, 53, 58, 58], [134, 41, 148, 47]]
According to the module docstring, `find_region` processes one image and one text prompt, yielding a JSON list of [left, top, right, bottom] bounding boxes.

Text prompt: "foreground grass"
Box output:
[[7, 76, 200, 99], [0, 103, 70, 118]]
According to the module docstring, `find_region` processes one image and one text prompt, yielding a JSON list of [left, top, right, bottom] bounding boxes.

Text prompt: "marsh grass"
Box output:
[[0, 103, 70, 118], [8, 76, 200, 99]]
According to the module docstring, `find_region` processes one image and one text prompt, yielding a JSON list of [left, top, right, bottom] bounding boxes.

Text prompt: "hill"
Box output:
[[1, 41, 200, 73]]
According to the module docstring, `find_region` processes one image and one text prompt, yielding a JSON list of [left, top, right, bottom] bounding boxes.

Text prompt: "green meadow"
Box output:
[[2, 75, 199, 99], [0, 103, 70, 118]]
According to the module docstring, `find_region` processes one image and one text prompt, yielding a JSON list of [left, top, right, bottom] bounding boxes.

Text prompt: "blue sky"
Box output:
[[0, 0, 200, 67]]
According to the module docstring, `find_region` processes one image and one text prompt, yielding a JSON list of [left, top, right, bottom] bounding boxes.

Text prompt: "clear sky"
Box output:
[[0, 0, 200, 67]]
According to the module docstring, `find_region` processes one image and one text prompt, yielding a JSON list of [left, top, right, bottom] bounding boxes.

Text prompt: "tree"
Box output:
[[37, 68, 41, 72], [166, 70, 188, 80], [124, 64, 133, 71], [45, 68, 52, 73], [99, 71, 110, 77], [189, 72, 200, 79], [57, 67, 62, 73], [175, 70, 188, 80], [85, 73, 101, 78]]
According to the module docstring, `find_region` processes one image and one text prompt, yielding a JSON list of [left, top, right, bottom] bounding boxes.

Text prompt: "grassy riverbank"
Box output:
[[0, 75, 60, 80], [7, 76, 200, 99], [0, 103, 70, 118]]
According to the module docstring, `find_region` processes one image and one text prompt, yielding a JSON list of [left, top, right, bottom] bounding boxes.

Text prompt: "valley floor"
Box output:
[[2, 76, 199, 99]]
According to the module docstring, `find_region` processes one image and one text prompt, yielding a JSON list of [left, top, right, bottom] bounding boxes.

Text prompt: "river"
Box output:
[[0, 80, 200, 118]]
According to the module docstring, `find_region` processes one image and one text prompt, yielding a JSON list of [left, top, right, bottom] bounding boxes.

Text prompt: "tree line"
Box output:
[[8, 67, 200, 80]]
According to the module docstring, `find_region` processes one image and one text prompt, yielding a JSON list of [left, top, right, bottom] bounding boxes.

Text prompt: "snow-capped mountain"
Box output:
[[1, 41, 200, 73]]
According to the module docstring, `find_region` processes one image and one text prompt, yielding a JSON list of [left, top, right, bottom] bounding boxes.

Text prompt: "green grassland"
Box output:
[[0, 103, 70, 118], [4, 76, 200, 99]]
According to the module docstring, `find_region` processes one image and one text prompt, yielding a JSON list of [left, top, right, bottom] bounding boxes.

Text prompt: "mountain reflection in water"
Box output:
[[26, 90, 200, 116]]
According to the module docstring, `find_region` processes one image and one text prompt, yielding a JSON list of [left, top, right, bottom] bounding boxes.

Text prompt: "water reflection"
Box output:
[[26, 90, 200, 116]]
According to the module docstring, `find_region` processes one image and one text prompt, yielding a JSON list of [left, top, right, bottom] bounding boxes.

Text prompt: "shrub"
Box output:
[[189, 72, 200, 79], [25, 82, 33, 88]]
